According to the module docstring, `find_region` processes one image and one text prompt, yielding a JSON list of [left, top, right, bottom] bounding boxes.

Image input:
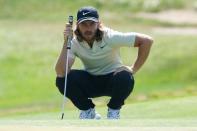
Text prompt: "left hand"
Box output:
[[113, 66, 134, 75]]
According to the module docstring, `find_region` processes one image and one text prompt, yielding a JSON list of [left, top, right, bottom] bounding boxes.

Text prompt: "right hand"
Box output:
[[63, 23, 73, 41]]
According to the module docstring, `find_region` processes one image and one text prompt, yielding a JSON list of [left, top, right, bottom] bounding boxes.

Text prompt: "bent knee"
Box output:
[[56, 77, 65, 95], [115, 71, 134, 83]]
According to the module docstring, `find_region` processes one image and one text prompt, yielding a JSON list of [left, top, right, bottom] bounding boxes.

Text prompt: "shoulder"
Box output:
[[103, 27, 114, 35], [71, 37, 79, 44], [71, 37, 81, 47], [102, 27, 137, 47], [102, 27, 117, 39], [70, 37, 80, 51], [103, 27, 132, 38]]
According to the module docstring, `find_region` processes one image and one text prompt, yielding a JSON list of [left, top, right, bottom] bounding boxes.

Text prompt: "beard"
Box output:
[[84, 31, 94, 36], [81, 30, 97, 41]]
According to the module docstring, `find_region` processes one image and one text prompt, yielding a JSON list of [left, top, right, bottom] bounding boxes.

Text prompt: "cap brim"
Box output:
[[77, 17, 98, 24]]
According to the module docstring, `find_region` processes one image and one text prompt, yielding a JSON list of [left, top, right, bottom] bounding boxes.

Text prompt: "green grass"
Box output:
[[0, 18, 197, 116], [1, 96, 197, 128], [0, 0, 197, 118], [1, 0, 197, 21], [0, 17, 197, 115]]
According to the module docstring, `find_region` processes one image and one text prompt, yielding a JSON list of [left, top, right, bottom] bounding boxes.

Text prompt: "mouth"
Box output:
[[83, 32, 95, 40], [84, 31, 93, 36]]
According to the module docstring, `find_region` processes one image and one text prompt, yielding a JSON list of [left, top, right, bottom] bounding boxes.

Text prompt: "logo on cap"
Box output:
[[82, 12, 91, 16], [77, 6, 99, 24]]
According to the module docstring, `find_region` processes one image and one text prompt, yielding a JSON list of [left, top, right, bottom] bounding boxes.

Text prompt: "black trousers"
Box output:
[[56, 69, 134, 110]]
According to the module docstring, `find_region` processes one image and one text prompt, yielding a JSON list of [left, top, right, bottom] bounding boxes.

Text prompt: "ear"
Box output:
[[98, 21, 102, 28]]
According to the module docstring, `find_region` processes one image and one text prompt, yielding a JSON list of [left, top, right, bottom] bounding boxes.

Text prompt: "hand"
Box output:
[[113, 65, 135, 75], [63, 23, 73, 42]]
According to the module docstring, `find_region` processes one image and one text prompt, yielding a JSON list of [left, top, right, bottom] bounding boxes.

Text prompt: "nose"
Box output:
[[85, 24, 92, 31]]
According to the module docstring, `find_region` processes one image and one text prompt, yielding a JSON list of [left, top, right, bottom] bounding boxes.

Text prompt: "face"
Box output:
[[78, 20, 99, 42]]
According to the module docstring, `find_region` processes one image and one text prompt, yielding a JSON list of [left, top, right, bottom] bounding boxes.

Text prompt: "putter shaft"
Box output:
[[60, 15, 73, 120]]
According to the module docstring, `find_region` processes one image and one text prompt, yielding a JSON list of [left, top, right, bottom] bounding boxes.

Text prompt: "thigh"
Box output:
[[67, 69, 92, 84], [67, 69, 95, 97], [106, 71, 135, 96], [68, 70, 114, 98], [90, 73, 114, 97], [56, 70, 94, 97]]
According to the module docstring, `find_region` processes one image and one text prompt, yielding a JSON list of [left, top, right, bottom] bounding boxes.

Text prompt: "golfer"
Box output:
[[55, 6, 153, 119]]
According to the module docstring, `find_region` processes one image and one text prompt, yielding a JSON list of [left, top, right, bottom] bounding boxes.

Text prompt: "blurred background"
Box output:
[[0, 0, 197, 118]]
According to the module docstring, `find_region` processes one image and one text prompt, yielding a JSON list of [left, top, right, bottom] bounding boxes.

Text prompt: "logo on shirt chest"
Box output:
[[99, 43, 107, 49], [100, 45, 106, 49]]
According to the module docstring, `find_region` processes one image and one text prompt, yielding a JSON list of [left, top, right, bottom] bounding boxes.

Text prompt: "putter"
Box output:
[[61, 15, 73, 120]]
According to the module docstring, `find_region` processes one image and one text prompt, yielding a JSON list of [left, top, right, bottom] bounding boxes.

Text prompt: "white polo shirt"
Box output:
[[68, 27, 136, 75]]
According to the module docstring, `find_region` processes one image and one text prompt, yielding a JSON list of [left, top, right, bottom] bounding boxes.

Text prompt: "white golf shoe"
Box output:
[[107, 108, 120, 119], [79, 108, 101, 119]]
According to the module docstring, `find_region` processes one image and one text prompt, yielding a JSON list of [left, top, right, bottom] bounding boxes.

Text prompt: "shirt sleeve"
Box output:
[[104, 28, 136, 47]]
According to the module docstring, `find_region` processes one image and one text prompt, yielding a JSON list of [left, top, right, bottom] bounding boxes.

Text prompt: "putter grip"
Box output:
[[67, 16, 73, 49]]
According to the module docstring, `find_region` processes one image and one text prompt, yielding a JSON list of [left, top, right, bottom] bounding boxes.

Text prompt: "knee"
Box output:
[[56, 77, 65, 95], [114, 71, 135, 91], [55, 70, 84, 97], [55, 70, 79, 95], [55, 76, 76, 98], [115, 71, 134, 84], [67, 70, 82, 81]]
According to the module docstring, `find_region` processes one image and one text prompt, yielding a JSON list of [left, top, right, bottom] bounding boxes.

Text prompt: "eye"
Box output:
[[81, 22, 86, 25], [80, 21, 97, 26], [90, 21, 96, 26]]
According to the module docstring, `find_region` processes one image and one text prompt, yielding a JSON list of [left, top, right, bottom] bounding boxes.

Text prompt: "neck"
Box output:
[[87, 40, 94, 44], [85, 38, 95, 44], [86, 40, 94, 48]]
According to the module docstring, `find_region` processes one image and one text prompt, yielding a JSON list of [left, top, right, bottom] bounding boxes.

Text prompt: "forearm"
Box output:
[[55, 43, 72, 77], [132, 41, 153, 74], [55, 21, 74, 77]]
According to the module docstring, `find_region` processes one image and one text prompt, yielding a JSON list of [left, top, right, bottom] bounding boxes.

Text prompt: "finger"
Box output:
[[65, 25, 72, 32], [113, 68, 122, 75], [64, 28, 72, 31], [65, 23, 72, 27], [114, 67, 123, 74], [64, 27, 73, 32], [64, 29, 73, 36], [113, 67, 133, 76], [64, 28, 71, 32], [64, 30, 71, 34], [113, 71, 118, 76]]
